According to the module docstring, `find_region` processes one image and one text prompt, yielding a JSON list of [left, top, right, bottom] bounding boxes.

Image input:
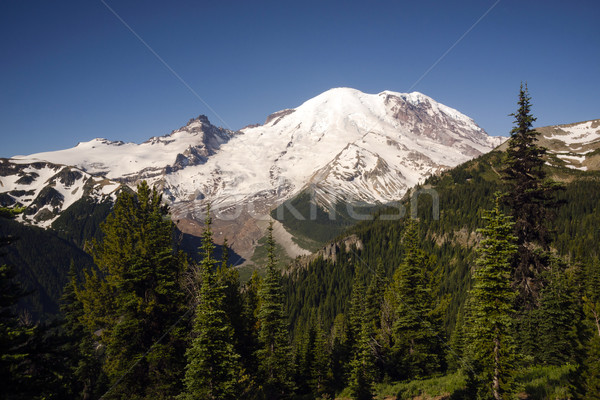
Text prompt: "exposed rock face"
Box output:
[[284, 234, 365, 274], [265, 109, 296, 125], [0, 158, 121, 227], [8, 88, 504, 257]]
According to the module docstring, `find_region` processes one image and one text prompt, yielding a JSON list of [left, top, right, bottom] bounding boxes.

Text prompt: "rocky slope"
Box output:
[[5, 88, 506, 261]]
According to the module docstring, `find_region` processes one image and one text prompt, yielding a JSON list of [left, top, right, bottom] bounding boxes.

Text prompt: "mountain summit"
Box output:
[[166, 88, 503, 214], [5, 88, 505, 258]]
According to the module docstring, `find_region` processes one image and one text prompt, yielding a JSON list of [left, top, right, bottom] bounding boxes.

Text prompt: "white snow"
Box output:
[[165, 87, 503, 209], [12, 127, 220, 180], [8, 87, 505, 223], [544, 121, 600, 146]]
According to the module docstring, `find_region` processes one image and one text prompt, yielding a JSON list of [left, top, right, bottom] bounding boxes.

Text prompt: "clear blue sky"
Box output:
[[1, 0, 599, 157]]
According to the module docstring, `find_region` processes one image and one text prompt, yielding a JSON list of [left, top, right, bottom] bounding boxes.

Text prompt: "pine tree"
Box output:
[[180, 208, 243, 400], [217, 238, 251, 371], [390, 220, 442, 379], [310, 320, 333, 398], [365, 259, 386, 331], [465, 194, 517, 400], [348, 318, 375, 400], [0, 210, 35, 398], [0, 263, 34, 399], [581, 259, 600, 397], [242, 269, 262, 377], [256, 222, 294, 399], [502, 83, 562, 307], [346, 276, 366, 357], [535, 259, 582, 365], [60, 261, 105, 399], [77, 181, 188, 399]]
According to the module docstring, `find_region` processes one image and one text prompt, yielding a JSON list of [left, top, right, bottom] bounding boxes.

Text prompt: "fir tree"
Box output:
[[348, 318, 375, 400], [465, 194, 517, 400], [535, 259, 582, 365], [581, 259, 600, 397], [77, 181, 188, 399], [502, 83, 562, 307], [346, 276, 366, 357], [60, 261, 105, 399], [180, 208, 242, 400], [256, 221, 294, 399], [310, 320, 333, 398], [0, 210, 35, 398], [390, 220, 442, 379], [217, 238, 252, 372]]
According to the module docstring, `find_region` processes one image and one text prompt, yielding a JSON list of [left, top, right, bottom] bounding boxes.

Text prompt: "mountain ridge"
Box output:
[[4, 87, 507, 260]]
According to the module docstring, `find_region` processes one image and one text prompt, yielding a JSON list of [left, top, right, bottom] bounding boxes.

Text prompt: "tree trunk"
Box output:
[[493, 336, 501, 400]]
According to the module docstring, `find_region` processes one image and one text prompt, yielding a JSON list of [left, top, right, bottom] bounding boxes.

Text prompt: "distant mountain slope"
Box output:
[[0, 159, 120, 227], [283, 120, 600, 339], [14, 115, 237, 184], [5, 88, 505, 261], [168, 88, 503, 212]]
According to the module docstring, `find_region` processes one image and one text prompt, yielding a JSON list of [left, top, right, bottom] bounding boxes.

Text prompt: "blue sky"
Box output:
[[1, 0, 599, 157]]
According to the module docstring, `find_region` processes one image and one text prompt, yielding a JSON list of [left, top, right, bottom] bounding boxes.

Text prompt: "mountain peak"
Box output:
[[186, 114, 211, 127]]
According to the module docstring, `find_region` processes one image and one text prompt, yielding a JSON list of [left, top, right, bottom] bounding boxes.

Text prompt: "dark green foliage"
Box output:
[[0, 216, 95, 320], [77, 181, 188, 399], [582, 335, 600, 399], [59, 262, 106, 399], [257, 222, 294, 399], [0, 263, 35, 399], [272, 189, 377, 244], [348, 319, 375, 400], [52, 197, 113, 247], [388, 220, 444, 380], [180, 211, 243, 400], [502, 83, 563, 307], [465, 195, 517, 399], [0, 210, 35, 399], [534, 260, 582, 366]]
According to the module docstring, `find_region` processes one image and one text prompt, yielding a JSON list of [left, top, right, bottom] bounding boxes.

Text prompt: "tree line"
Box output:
[[1, 85, 600, 399]]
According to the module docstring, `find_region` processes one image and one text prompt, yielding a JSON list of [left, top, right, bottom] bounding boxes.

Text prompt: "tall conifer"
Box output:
[[466, 194, 517, 400], [180, 207, 242, 400], [78, 181, 187, 399], [502, 83, 562, 306], [256, 222, 294, 399]]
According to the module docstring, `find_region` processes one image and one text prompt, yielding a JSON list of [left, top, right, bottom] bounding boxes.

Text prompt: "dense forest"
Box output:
[[2, 86, 600, 399]]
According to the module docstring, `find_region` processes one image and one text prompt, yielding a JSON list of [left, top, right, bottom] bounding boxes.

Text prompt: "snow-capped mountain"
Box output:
[[15, 115, 236, 184], [166, 88, 503, 217], [0, 159, 120, 227], [4, 87, 505, 258], [535, 119, 600, 171]]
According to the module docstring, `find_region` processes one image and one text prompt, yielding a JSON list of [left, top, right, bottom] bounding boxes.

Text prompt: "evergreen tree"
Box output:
[[0, 210, 35, 399], [502, 83, 562, 307], [77, 181, 188, 399], [256, 222, 294, 399], [60, 262, 105, 399], [465, 195, 517, 400], [581, 259, 600, 397], [346, 276, 366, 357], [217, 238, 253, 373], [310, 320, 333, 398], [0, 263, 34, 399], [365, 259, 386, 331], [348, 318, 375, 400], [390, 220, 442, 379], [242, 269, 262, 376], [330, 313, 350, 393], [180, 208, 243, 400], [535, 259, 582, 365]]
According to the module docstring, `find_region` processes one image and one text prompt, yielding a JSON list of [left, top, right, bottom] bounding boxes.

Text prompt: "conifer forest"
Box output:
[[2, 86, 600, 400]]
